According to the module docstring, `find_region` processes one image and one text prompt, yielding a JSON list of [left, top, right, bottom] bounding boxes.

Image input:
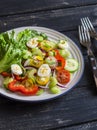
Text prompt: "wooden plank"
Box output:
[[0, 0, 97, 16], [0, 5, 97, 32], [0, 85, 97, 130], [55, 121, 97, 130]]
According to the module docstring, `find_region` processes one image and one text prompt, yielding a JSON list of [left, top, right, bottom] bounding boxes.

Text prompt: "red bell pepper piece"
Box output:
[[8, 80, 38, 95], [1, 72, 11, 77], [14, 75, 27, 81], [54, 50, 65, 71]]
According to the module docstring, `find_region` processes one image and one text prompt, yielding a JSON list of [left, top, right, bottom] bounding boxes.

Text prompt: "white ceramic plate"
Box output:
[[0, 26, 84, 102]]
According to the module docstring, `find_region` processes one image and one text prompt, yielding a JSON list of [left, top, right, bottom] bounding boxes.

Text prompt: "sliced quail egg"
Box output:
[[37, 64, 51, 77], [11, 64, 22, 75], [26, 38, 38, 48], [58, 39, 69, 49]]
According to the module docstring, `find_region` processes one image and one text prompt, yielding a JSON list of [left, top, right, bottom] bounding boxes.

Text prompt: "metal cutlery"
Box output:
[[81, 17, 97, 40], [79, 25, 97, 88]]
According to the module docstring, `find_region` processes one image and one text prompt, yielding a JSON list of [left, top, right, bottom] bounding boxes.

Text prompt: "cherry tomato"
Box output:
[[56, 69, 70, 84]]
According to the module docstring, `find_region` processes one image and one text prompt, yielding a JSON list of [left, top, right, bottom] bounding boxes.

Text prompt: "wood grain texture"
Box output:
[[1, 4, 97, 33], [0, 0, 97, 16], [0, 85, 97, 130], [55, 121, 97, 130]]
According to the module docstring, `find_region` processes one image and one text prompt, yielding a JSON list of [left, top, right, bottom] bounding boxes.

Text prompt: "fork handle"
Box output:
[[88, 49, 97, 88]]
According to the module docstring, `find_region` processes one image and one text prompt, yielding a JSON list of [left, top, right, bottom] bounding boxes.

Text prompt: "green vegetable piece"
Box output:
[[50, 86, 61, 94], [59, 49, 71, 59], [36, 36, 43, 42], [48, 76, 58, 89], [0, 30, 26, 73], [45, 56, 57, 67], [32, 47, 45, 58], [36, 89, 44, 95], [0, 44, 22, 73], [40, 33, 47, 39], [23, 50, 32, 59], [48, 51, 55, 56], [16, 29, 39, 42], [26, 69, 37, 78], [65, 58, 79, 72], [40, 40, 57, 52], [30, 76, 36, 84], [3, 77, 13, 88]]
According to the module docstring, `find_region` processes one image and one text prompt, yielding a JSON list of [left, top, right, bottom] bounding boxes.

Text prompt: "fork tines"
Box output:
[[81, 17, 95, 31], [80, 17, 97, 39], [79, 26, 83, 43], [79, 25, 91, 45]]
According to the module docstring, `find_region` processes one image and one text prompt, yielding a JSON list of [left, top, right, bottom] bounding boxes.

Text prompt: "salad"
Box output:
[[0, 29, 79, 96]]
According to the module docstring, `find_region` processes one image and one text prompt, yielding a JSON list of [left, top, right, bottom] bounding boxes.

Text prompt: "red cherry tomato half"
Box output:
[[56, 69, 70, 84]]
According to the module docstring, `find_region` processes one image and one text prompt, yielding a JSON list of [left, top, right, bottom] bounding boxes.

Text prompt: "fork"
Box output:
[[81, 17, 97, 40], [79, 25, 97, 88]]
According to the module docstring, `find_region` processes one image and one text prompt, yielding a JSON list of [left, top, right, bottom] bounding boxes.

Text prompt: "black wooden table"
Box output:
[[0, 0, 97, 130]]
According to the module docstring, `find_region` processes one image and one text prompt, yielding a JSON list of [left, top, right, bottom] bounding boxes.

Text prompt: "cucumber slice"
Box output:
[[65, 59, 79, 72]]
